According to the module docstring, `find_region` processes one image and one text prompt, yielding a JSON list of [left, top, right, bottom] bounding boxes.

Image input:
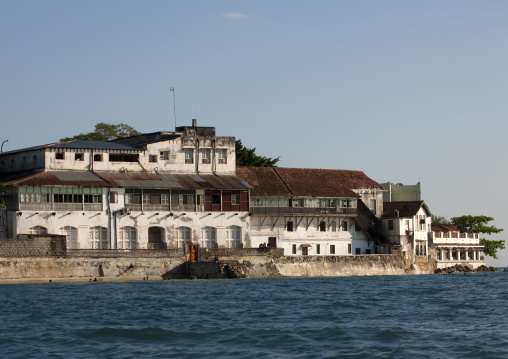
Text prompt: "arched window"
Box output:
[[88, 226, 107, 249], [176, 226, 191, 248], [119, 226, 137, 249], [32, 155, 37, 165], [201, 226, 216, 248], [28, 226, 47, 235], [60, 226, 78, 249], [226, 226, 242, 248]]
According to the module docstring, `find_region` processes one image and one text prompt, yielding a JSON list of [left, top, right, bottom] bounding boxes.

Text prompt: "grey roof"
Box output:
[[52, 171, 105, 182], [48, 140, 142, 151]]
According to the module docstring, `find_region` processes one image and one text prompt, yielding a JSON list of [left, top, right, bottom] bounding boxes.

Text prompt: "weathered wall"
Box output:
[[0, 235, 67, 257], [0, 256, 186, 280]]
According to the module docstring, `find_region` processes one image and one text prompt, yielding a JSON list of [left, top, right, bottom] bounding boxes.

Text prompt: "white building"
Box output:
[[429, 223, 485, 269], [236, 167, 385, 256], [381, 201, 432, 258], [0, 120, 252, 249]]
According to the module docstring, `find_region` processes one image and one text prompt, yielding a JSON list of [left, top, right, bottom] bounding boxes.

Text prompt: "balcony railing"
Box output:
[[17, 203, 103, 211], [250, 206, 357, 216]]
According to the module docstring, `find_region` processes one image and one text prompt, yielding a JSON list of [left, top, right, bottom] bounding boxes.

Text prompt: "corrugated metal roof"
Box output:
[[48, 140, 142, 151], [53, 171, 104, 182], [3, 170, 253, 191]]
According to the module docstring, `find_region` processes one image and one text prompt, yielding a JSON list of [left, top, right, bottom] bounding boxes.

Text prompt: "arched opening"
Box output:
[[119, 226, 137, 249], [201, 226, 217, 248], [148, 226, 165, 249], [88, 226, 107, 249], [226, 226, 242, 248], [60, 226, 78, 249], [28, 226, 47, 235], [175, 226, 191, 249]]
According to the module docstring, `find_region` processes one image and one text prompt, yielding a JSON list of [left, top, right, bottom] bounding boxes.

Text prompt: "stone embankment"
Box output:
[[0, 236, 438, 282], [434, 264, 498, 274]]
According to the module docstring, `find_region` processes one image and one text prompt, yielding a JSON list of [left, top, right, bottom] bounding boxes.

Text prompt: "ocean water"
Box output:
[[0, 273, 507, 359]]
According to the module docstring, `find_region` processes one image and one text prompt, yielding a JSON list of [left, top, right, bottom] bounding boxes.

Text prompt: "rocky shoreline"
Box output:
[[434, 264, 498, 274]]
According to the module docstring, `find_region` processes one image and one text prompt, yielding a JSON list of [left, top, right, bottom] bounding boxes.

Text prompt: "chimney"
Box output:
[[192, 119, 197, 127]]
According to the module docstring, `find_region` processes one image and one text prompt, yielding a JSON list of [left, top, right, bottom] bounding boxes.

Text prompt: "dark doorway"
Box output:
[[268, 237, 277, 248], [302, 246, 308, 256], [148, 227, 165, 249], [186, 244, 198, 262]]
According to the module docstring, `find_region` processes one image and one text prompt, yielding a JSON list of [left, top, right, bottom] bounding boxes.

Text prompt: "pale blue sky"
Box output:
[[1, 1, 507, 265]]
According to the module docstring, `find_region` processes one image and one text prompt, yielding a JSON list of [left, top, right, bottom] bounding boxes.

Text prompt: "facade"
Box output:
[[236, 167, 385, 256], [429, 223, 485, 269], [382, 182, 421, 203], [0, 120, 252, 249], [381, 201, 432, 258]]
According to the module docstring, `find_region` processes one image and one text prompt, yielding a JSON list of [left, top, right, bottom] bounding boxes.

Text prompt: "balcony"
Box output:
[[250, 206, 357, 216]]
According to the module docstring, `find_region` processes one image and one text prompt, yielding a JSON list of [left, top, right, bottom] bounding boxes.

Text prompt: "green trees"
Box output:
[[59, 122, 141, 142], [432, 215, 449, 224], [235, 139, 280, 167], [450, 215, 505, 259]]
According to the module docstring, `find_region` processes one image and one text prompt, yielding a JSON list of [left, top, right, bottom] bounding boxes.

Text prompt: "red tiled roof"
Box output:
[[236, 167, 384, 198], [431, 223, 459, 233], [383, 201, 432, 218]]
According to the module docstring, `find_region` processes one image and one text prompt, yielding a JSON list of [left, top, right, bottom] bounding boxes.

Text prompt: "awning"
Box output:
[[301, 244, 312, 248]]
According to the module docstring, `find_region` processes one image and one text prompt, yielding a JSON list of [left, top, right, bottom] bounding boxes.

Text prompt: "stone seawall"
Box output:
[[0, 256, 187, 280], [0, 237, 434, 281]]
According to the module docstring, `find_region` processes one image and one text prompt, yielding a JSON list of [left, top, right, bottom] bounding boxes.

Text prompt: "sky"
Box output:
[[1, 0, 507, 266]]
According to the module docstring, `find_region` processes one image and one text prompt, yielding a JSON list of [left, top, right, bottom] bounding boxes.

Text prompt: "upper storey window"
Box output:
[[218, 149, 227, 164], [184, 149, 194, 164], [159, 151, 169, 160], [202, 149, 211, 164], [55, 152, 65, 160], [93, 154, 102, 162], [109, 154, 138, 162]]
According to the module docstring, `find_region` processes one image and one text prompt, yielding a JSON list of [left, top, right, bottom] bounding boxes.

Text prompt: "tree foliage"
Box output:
[[235, 140, 280, 167], [451, 215, 505, 259], [432, 215, 449, 224], [60, 122, 141, 142]]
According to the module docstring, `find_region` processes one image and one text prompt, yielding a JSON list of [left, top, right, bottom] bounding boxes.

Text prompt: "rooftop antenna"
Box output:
[[170, 87, 176, 130]]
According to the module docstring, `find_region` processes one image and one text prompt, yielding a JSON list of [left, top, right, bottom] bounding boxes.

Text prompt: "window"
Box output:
[[75, 153, 84, 161], [388, 220, 394, 231], [218, 149, 227, 164], [226, 226, 242, 248], [370, 199, 376, 212], [319, 221, 326, 232], [159, 151, 169, 160], [88, 226, 107, 249], [93, 154, 102, 162], [28, 226, 47, 235], [355, 248, 361, 255], [184, 149, 194, 164], [109, 191, 118, 204], [109, 154, 138, 162], [202, 227, 217, 248], [55, 152, 65, 160], [212, 194, 221, 205], [60, 226, 78, 249], [348, 244, 352, 254], [149, 155, 158, 163], [232, 194, 241, 205], [330, 245, 335, 254], [331, 221, 337, 232], [119, 227, 137, 249], [341, 220, 348, 231], [317, 244, 321, 254], [84, 194, 102, 203], [202, 149, 211, 164], [32, 155, 38, 165], [366, 249, 371, 254], [287, 221, 294, 232], [292, 244, 297, 254]]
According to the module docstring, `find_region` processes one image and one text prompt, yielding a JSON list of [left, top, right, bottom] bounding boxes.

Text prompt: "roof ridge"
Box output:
[[273, 167, 295, 196]]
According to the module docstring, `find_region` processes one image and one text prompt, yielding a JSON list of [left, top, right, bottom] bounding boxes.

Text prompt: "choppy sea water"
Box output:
[[0, 273, 507, 359]]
